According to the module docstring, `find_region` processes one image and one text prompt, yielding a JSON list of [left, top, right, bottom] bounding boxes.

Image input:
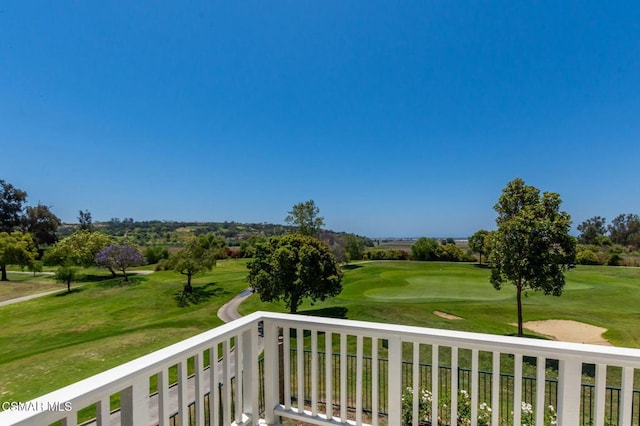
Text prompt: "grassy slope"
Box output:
[[0, 273, 62, 301], [240, 261, 640, 347], [0, 259, 249, 402], [3, 259, 640, 402]]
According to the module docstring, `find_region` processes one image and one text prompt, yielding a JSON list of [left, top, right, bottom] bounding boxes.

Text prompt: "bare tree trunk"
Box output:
[[0, 265, 7, 281], [185, 273, 193, 293]]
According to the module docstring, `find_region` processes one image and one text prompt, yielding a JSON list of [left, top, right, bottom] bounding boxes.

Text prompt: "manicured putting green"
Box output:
[[341, 261, 512, 302]]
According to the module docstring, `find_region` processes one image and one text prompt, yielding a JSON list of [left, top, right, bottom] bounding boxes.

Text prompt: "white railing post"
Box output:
[[157, 369, 170, 426], [242, 327, 259, 425], [620, 366, 634, 426], [120, 376, 149, 426], [263, 319, 280, 425], [556, 357, 581, 426], [387, 336, 402, 426], [96, 397, 110, 426], [593, 364, 606, 426]]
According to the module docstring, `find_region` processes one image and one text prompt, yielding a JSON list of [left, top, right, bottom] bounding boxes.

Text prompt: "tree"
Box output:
[[21, 203, 62, 252], [343, 234, 366, 262], [44, 230, 112, 267], [247, 234, 343, 313], [285, 200, 324, 237], [55, 265, 77, 293], [577, 216, 607, 245], [78, 210, 93, 232], [167, 234, 225, 293], [489, 178, 576, 336], [608, 213, 640, 248], [411, 237, 439, 261], [144, 246, 170, 264], [95, 244, 145, 281], [468, 230, 490, 264], [0, 180, 27, 233], [0, 232, 37, 281]]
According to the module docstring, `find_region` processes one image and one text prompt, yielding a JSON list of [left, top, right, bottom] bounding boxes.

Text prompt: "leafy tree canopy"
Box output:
[[55, 265, 78, 293], [489, 178, 576, 336], [95, 244, 145, 281], [0, 231, 37, 281], [608, 213, 640, 249], [577, 216, 607, 245], [0, 180, 27, 233], [247, 234, 343, 313], [468, 229, 490, 264], [285, 200, 324, 237], [21, 203, 62, 250], [78, 209, 93, 232], [167, 233, 226, 292], [343, 233, 366, 262], [411, 237, 439, 261], [44, 230, 112, 267]]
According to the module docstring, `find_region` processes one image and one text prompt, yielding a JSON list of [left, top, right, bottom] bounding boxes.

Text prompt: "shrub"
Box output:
[[607, 253, 623, 266], [576, 249, 600, 265], [144, 246, 169, 264], [364, 249, 409, 260]]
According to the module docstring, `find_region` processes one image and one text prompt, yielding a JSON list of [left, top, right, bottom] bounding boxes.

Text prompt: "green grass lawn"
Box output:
[[3, 259, 640, 406], [0, 259, 250, 402], [240, 261, 640, 348], [0, 273, 62, 301]]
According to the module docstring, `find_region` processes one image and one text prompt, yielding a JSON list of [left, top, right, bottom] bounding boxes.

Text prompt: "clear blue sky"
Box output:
[[1, 1, 639, 238]]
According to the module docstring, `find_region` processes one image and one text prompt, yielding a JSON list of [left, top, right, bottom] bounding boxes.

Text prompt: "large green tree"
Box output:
[[489, 178, 576, 336], [21, 203, 62, 252], [0, 180, 27, 233], [411, 237, 439, 261], [285, 200, 324, 237], [577, 216, 607, 245], [343, 233, 366, 262], [167, 234, 226, 293], [44, 230, 112, 267], [0, 232, 37, 281], [247, 234, 343, 313], [468, 229, 490, 264], [608, 213, 640, 248]]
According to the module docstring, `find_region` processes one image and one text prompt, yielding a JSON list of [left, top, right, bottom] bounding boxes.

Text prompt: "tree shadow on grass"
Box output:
[[55, 288, 85, 297], [473, 263, 492, 269], [299, 306, 348, 320], [97, 275, 146, 288], [76, 274, 114, 283], [174, 282, 230, 307], [342, 264, 363, 270]]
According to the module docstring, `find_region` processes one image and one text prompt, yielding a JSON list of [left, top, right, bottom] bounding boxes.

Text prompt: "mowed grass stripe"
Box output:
[[0, 259, 250, 402]]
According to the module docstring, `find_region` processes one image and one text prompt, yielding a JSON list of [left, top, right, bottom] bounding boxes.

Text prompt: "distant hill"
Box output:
[[58, 219, 373, 249]]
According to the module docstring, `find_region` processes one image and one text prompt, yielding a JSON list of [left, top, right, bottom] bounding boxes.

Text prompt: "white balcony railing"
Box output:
[[2, 311, 640, 426]]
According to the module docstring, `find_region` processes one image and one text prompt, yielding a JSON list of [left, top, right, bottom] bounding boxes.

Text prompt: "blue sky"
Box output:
[[1, 1, 639, 238]]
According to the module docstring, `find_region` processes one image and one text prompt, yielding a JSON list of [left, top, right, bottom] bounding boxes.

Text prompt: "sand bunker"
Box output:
[[434, 310, 463, 320], [519, 320, 611, 346]]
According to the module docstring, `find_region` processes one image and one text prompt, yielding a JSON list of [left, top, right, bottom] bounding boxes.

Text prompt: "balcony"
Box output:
[[2, 311, 640, 426]]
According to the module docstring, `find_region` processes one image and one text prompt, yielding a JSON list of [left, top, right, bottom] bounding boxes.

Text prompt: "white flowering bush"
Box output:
[[401, 386, 432, 425], [402, 387, 491, 426], [519, 402, 557, 426], [456, 389, 490, 426], [401, 387, 560, 426]]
